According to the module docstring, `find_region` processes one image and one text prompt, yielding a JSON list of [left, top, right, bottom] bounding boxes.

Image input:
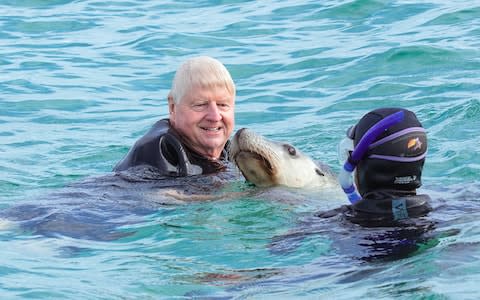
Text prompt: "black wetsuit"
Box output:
[[113, 119, 230, 176], [317, 190, 432, 227]]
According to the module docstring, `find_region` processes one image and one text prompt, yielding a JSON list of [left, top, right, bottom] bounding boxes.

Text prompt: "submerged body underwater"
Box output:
[[1, 0, 479, 299]]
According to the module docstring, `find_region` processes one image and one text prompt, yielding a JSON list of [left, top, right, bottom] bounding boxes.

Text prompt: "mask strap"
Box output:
[[339, 110, 405, 204]]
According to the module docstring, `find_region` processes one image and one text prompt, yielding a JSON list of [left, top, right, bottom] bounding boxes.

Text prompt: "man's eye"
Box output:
[[218, 103, 231, 111], [191, 103, 208, 111]]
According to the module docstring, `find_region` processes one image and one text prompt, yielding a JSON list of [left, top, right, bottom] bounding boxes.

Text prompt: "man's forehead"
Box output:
[[183, 85, 234, 101]]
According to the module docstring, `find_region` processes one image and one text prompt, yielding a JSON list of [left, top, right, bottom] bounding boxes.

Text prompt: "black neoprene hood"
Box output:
[[352, 108, 428, 196]]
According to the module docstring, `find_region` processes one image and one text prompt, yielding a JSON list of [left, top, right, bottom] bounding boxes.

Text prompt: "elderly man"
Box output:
[[114, 56, 236, 176]]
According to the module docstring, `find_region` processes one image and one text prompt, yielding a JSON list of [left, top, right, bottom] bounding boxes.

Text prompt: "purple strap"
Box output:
[[369, 127, 426, 149], [350, 111, 405, 164], [369, 152, 427, 162]]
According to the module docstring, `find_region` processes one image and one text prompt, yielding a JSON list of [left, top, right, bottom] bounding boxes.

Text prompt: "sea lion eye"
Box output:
[[284, 144, 296, 156]]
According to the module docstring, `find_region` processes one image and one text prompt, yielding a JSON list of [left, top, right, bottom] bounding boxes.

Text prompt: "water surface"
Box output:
[[1, 0, 479, 299]]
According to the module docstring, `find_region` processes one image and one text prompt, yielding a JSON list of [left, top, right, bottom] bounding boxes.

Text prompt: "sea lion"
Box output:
[[0, 167, 244, 240], [229, 128, 340, 189], [1, 129, 341, 241]]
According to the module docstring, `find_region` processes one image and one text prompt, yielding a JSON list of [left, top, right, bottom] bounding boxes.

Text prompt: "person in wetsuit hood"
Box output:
[[114, 56, 236, 176], [325, 107, 432, 226]]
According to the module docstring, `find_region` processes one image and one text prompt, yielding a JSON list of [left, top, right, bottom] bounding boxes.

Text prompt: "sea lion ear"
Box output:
[[158, 133, 203, 176], [315, 168, 325, 176]]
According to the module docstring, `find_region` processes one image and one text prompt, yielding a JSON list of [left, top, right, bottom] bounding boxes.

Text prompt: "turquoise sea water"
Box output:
[[1, 0, 479, 299]]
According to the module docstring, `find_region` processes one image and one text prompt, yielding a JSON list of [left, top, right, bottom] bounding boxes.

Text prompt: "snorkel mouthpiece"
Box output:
[[339, 163, 360, 203], [340, 110, 405, 204]]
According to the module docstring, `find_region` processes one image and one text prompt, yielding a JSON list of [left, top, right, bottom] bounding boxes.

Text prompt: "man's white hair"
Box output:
[[169, 56, 235, 104]]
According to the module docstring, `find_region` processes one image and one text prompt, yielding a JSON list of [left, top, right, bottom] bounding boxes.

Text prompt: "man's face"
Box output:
[[169, 84, 235, 160]]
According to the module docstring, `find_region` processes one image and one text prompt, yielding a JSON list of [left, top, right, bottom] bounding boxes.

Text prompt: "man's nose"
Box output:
[[205, 102, 222, 120]]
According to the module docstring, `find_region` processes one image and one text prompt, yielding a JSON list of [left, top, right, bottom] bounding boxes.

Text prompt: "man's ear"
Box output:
[[168, 95, 175, 115]]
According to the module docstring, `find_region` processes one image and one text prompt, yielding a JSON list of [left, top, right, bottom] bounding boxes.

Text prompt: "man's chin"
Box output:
[[199, 141, 226, 158]]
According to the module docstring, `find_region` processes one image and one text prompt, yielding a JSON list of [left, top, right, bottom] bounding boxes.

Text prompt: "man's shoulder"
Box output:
[[146, 119, 171, 135], [134, 119, 171, 145]]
